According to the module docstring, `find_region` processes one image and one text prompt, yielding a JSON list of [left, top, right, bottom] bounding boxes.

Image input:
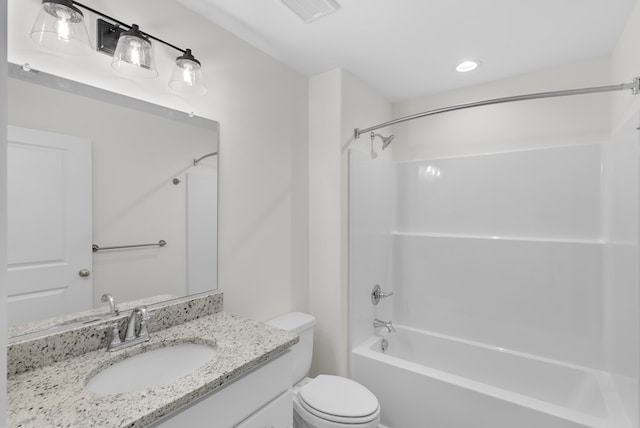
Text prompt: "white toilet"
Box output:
[[266, 312, 380, 428]]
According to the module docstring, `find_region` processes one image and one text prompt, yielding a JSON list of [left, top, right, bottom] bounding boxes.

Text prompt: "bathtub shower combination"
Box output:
[[348, 82, 639, 428]]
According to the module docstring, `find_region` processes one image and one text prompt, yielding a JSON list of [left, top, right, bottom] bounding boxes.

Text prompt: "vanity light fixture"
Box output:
[[110, 24, 158, 78], [30, 0, 93, 55], [30, 0, 206, 95], [168, 49, 206, 96]]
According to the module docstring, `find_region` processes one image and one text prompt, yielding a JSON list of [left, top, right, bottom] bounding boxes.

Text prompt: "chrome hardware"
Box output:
[[101, 306, 150, 352], [381, 338, 389, 352], [92, 240, 167, 253], [125, 306, 150, 342], [101, 293, 119, 316], [98, 322, 123, 351], [371, 284, 394, 305], [355, 77, 640, 139], [373, 318, 396, 333], [193, 151, 218, 166], [78, 268, 91, 277]]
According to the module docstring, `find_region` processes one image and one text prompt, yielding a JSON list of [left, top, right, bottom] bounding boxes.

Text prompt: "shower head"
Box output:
[[381, 134, 394, 150], [370, 132, 395, 150]]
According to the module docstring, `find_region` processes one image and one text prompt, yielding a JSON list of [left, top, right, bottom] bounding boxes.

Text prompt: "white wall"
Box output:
[[309, 69, 391, 376], [1, 0, 8, 422], [393, 57, 611, 160], [309, 69, 343, 376], [7, 0, 309, 322]]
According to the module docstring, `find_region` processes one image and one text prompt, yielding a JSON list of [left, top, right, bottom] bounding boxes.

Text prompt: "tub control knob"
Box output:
[[371, 284, 394, 305]]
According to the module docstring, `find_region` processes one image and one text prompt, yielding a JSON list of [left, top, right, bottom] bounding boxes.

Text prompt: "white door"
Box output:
[[7, 126, 92, 326]]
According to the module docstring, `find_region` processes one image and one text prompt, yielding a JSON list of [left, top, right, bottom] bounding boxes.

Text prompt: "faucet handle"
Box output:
[[138, 307, 150, 339], [98, 322, 122, 350], [371, 284, 394, 305]]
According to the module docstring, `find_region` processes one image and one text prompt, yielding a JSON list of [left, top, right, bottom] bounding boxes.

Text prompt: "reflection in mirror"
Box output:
[[7, 64, 219, 338]]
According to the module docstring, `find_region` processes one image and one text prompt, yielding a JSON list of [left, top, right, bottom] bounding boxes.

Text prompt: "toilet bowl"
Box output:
[[265, 312, 381, 428]]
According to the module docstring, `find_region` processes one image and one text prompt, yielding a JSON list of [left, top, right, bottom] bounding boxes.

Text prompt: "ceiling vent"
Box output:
[[281, 0, 341, 23]]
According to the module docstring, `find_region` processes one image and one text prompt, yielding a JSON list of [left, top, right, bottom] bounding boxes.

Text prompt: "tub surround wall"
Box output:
[[602, 115, 639, 426], [602, 117, 639, 378], [393, 144, 605, 368], [8, 292, 223, 376], [349, 141, 637, 427], [348, 151, 394, 351]]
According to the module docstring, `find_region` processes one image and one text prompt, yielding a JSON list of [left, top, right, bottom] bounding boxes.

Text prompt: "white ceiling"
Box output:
[[177, 0, 636, 102]]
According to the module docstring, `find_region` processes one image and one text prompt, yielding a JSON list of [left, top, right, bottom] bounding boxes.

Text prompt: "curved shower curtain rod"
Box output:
[[354, 77, 640, 139], [193, 151, 218, 166]]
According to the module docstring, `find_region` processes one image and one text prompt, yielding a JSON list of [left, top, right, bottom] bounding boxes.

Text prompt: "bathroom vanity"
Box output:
[[7, 292, 297, 427]]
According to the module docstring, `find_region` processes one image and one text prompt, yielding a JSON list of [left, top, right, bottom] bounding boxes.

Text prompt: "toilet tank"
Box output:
[[265, 312, 315, 385]]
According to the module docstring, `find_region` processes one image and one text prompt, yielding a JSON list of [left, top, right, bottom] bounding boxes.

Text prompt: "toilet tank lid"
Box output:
[[265, 312, 316, 333]]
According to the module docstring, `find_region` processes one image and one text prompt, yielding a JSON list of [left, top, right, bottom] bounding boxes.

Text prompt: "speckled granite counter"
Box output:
[[8, 312, 298, 428]]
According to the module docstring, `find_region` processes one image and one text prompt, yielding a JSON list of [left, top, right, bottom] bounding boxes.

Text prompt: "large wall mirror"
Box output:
[[7, 64, 219, 338]]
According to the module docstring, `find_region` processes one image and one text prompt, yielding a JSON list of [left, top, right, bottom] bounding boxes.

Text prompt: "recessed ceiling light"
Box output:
[[456, 60, 480, 73]]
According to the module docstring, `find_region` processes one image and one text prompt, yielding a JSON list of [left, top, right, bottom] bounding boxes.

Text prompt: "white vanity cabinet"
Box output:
[[151, 351, 292, 428]]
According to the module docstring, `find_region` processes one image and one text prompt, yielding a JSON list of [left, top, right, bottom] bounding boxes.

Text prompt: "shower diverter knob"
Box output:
[[371, 284, 394, 305]]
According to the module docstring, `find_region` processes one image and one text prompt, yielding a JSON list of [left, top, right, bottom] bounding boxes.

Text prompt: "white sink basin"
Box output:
[[86, 342, 216, 395]]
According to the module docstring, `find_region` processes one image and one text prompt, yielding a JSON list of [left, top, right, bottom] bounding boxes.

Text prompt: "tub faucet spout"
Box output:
[[373, 318, 396, 333]]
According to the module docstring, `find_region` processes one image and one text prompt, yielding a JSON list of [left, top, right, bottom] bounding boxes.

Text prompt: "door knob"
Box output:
[[78, 269, 91, 277]]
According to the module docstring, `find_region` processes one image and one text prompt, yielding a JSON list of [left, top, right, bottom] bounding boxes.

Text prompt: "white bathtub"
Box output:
[[351, 326, 633, 428]]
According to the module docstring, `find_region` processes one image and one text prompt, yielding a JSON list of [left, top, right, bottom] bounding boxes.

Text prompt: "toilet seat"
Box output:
[[297, 375, 379, 424]]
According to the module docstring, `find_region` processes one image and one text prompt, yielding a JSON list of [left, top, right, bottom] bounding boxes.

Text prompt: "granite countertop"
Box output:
[[8, 312, 298, 428]]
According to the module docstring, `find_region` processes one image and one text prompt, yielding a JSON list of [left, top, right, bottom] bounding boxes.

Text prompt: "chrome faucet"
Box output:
[[100, 306, 150, 352], [100, 293, 119, 316], [125, 306, 150, 342], [373, 318, 396, 333]]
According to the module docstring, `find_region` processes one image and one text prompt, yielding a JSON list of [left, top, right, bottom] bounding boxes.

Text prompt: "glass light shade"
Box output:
[[111, 24, 158, 78], [30, 0, 93, 56], [168, 49, 206, 96]]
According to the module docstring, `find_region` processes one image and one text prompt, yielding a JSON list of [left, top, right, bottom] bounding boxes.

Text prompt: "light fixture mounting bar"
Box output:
[[96, 19, 123, 56], [72, 0, 187, 55]]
